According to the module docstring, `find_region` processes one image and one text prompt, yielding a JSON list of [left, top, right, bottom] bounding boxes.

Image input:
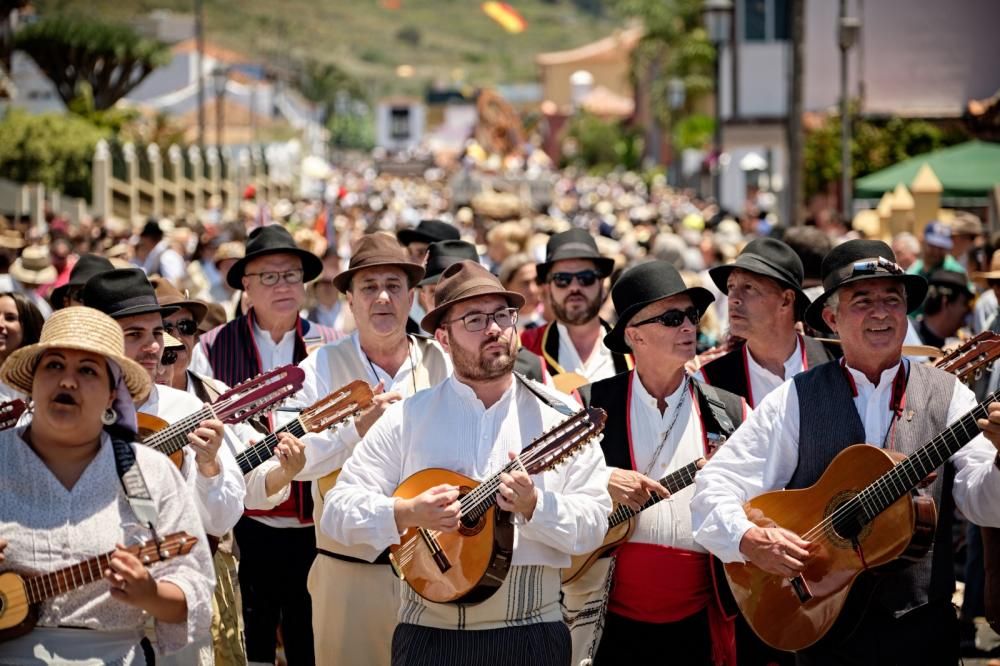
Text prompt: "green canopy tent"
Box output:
[[854, 140, 1000, 199]]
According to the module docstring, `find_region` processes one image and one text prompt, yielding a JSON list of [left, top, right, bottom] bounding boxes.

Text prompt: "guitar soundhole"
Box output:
[[457, 485, 486, 536], [824, 490, 872, 546], [0, 591, 5, 615]]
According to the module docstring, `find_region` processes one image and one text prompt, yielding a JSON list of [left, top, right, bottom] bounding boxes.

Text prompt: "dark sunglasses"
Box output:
[[549, 270, 602, 289], [163, 318, 198, 337], [161, 349, 178, 366], [631, 306, 701, 328]]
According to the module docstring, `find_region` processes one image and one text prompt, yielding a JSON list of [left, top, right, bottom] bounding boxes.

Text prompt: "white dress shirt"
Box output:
[[322, 376, 613, 566], [691, 360, 1000, 563], [744, 336, 805, 408], [188, 319, 298, 380], [139, 384, 247, 537], [556, 322, 617, 383]]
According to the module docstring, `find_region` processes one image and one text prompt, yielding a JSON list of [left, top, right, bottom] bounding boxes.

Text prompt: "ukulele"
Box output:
[[724, 391, 998, 651], [389, 407, 607, 605], [137, 365, 305, 468], [235, 380, 375, 474], [0, 399, 27, 432], [933, 331, 1000, 384], [0, 532, 198, 643], [562, 458, 707, 584]]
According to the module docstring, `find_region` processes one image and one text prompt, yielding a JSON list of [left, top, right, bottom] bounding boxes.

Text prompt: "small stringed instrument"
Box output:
[[562, 458, 707, 584], [235, 380, 374, 474], [0, 532, 198, 643], [0, 398, 27, 432], [724, 391, 997, 651], [934, 331, 1000, 384], [137, 365, 305, 468], [389, 407, 607, 604]]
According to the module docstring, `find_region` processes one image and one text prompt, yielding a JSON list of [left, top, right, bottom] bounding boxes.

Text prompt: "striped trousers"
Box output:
[[391, 621, 571, 666]]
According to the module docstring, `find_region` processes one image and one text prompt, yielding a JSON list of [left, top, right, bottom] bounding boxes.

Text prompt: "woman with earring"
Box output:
[[0, 291, 45, 400], [0, 307, 214, 664]]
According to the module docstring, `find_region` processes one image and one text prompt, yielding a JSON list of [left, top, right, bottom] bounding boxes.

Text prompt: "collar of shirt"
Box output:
[[629, 371, 699, 476], [844, 358, 908, 447], [352, 331, 423, 392], [252, 318, 297, 368], [745, 336, 804, 407], [446, 374, 516, 416], [555, 321, 615, 381]]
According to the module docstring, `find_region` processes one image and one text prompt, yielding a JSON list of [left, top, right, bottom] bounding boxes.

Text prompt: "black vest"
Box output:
[[791, 361, 957, 638], [701, 336, 837, 405]]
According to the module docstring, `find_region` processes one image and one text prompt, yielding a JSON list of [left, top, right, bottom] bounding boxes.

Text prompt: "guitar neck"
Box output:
[[235, 418, 307, 474], [608, 460, 701, 527], [143, 406, 213, 457], [23, 551, 119, 604]]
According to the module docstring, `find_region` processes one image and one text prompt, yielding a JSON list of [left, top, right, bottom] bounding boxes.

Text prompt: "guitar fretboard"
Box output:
[[608, 459, 701, 527], [235, 419, 307, 474], [144, 406, 215, 456], [25, 552, 123, 604]]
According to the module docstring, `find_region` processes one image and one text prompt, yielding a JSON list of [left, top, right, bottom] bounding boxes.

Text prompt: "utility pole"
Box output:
[[838, 2, 861, 223], [195, 0, 205, 152], [785, 0, 805, 225]]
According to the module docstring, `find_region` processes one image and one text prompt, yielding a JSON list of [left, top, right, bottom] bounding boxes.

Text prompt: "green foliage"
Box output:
[[15, 14, 169, 110], [803, 110, 969, 200], [674, 112, 714, 150], [396, 25, 422, 47], [327, 111, 374, 151], [561, 112, 644, 170], [0, 109, 109, 199]]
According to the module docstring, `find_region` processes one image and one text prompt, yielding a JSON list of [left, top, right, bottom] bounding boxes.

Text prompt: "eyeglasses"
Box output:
[[445, 307, 518, 332], [631, 306, 701, 328], [244, 269, 304, 286], [549, 270, 603, 288], [163, 318, 198, 337], [161, 349, 178, 366]]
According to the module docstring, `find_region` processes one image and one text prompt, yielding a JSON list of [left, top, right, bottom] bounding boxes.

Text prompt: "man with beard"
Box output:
[[322, 260, 611, 666], [521, 229, 631, 388], [260, 232, 452, 666]]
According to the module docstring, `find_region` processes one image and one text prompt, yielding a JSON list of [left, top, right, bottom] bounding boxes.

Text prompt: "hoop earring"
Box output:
[[101, 407, 118, 426]]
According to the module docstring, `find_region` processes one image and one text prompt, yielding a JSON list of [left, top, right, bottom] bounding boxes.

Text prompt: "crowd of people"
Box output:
[[0, 163, 997, 666]]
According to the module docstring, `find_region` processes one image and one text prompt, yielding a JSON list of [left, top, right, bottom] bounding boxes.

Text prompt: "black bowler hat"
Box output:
[[227, 225, 323, 289], [604, 261, 715, 354], [709, 237, 811, 319], [418, 240, 480, 287], [81, 268, 179, 320], [535, 228, 615, 284], [397, 219, 461, 247], [927, 269, 973, 299], [51, 254, 115, 310], [804, 239, 928, 333]]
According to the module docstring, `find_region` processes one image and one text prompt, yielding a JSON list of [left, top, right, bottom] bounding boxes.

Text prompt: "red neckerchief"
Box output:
[[839, 358, 908, 451]]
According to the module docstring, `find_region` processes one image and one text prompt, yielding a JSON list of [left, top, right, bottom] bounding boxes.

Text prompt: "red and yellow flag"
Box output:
[[481, 2, 527, 33]]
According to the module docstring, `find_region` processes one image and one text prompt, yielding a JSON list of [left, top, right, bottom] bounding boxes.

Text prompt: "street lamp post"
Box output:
[[212, 66, 229, 154], [667, 77, 686, 188], [838, 2, 861, 223], [703, 0, 733, 204]]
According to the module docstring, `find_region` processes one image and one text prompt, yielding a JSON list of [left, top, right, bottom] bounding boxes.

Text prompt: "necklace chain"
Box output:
[[640, 376, 689, 477], [364, 335, 418, 395]]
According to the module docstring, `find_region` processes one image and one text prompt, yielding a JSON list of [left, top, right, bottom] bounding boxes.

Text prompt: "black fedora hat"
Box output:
[[51, 254, 115, 310], [227, 225, 323, 289], [397, 219, 461, 247], [709, 237, 811, 319], [418, 240, 480, 287], [604, 260, 715, 354], [81, 268, 179, 320], [804, 239, 928, 333], [535, 228, 615, 284]]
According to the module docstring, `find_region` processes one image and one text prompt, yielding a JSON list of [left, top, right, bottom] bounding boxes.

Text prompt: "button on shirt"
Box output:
[[322, 376, 613, 566], [556, 322, 617, 383], [691, 360, 1000, 563]]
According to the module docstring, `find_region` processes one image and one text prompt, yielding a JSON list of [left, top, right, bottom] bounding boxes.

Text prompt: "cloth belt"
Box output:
[[317, 547, 391, 565]]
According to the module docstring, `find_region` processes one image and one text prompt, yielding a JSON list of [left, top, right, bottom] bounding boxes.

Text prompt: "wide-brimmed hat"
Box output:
[[604, 261, 715, 354], [709, 237, 811, 319], [332, 233, 425, 293], [0, 306, 151, 402], [418, 240, 480, 287], [81, 268, 179, 320], [10, 245, 56, 285], [150, 276, 208, 324], [804, 239, 928, 333], [226, 225, 323, 289], [926, 269, 973, 299], [397, 219, 461, 247], [535, 228, 615, 284], [0, 230, 25, 250], [215, 241, 245, 266], [973, 250, 1000, 282], [420, 260, 525, 333], [50, 254, 115, 310]]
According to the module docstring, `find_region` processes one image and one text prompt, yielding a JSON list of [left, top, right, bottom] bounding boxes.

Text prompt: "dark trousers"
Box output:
[[594, 610, 712, 666], [391, 621, 570, 666], [796, 601, 959, 666], [233, 516, 316, 665], [736, 613, 796, 666]]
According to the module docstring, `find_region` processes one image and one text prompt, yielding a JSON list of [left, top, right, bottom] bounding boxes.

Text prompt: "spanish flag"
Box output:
[[481, 2, 527, 34]]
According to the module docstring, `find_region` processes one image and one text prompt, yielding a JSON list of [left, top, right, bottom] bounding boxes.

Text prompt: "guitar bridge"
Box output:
[[790, 575, 813, 603]]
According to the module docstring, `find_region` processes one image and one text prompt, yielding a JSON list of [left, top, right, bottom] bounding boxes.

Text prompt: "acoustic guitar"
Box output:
[[388, 407, 607, 605], [137, 365, 305, 467], [724, 391, 997, 651], [235, 380, 374, 475], [562, 458, 706, 584], [0, 531, 197, 643], [0, 399, 27, 432], [933, 331, 1000, 384]]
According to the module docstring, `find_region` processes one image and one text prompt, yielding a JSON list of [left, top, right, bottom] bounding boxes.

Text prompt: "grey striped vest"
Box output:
[[791, 361, 957, 621]]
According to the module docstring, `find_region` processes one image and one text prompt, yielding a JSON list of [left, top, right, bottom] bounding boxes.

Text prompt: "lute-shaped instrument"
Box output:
[[235, 380, 375, 474], [0, 532, 198, 643], [138, 365, 305, 468], [934, 331, 1000, 384], [389, 407, 607, 604]]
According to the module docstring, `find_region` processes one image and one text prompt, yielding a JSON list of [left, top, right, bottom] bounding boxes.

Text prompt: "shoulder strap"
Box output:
[[514, 371, 575, 416], [691, 380, 743, 447], [110, 437, 159, 530]]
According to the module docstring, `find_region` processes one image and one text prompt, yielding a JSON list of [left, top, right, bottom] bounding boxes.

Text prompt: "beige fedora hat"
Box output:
[[10, 245, 56, 285]]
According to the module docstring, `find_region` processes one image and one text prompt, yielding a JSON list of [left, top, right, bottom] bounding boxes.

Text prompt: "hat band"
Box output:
[[437, 279, 508, 306], [103, 294, 163, 314], [824, 256, 903, 291], [548, 242, 602, 260]]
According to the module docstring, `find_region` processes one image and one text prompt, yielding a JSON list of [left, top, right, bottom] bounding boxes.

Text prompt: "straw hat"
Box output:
[[10, 245, 56, 285], [0, 230, 25, 250], [973, 250, 1000, 282], [0, 307, 151, 402]]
